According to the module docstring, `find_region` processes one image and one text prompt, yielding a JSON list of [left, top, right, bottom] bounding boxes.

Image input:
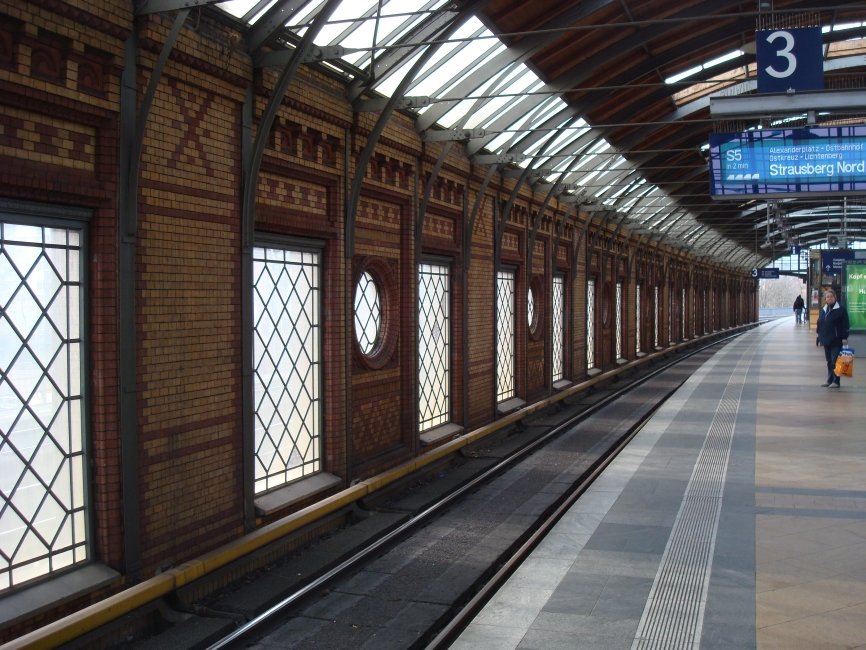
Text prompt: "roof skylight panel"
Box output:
[[403, 26, 490, 96], [219, 0, 269, 23], [334, 3, 444, 68], [435, 74, 543, 132], [450, 68, 541, 130], [373, 15, 496, 99], [637, 206, 666, 225], [486, 102, 566, 156], [528, 136, 590, 173], [372, 47, 430, 95], [608, 175, 648, 203]]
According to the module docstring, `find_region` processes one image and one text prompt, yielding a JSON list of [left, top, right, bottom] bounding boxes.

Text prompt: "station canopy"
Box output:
[[182, 0, 866, 270]]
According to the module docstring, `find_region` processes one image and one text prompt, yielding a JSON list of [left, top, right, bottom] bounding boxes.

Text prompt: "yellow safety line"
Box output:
[[3, 327, 748, 649]]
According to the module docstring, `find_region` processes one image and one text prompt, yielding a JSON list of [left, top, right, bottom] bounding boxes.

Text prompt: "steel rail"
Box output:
[[207, 331, 745, 650]]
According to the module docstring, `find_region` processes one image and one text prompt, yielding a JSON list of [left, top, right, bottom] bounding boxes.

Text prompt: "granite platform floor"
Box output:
[[452, 317, 866, 650]]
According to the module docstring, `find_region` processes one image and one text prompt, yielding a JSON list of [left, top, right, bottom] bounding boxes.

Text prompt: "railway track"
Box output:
[[90, 332, 743, 650]]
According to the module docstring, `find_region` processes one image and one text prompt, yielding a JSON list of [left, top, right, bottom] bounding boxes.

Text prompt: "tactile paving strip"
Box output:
[[632, 344, 752, 650]]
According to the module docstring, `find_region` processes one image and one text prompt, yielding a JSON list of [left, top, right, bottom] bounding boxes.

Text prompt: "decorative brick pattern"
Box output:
[[258, 174, 329, 215], [422, 213, 456, 244], [0, 105, 95, 169], [0, 1, 756, 638]]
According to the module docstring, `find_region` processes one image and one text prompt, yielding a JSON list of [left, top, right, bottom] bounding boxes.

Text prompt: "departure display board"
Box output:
[[709, 127, 866, 199]]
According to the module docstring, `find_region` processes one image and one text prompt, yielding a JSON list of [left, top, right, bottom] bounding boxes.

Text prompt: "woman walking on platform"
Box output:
[[816, 288, 850, 388]]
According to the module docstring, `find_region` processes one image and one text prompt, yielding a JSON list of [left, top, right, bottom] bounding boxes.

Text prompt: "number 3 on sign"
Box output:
[[764, 31, 796, 79], [755, 27, 822, 93]]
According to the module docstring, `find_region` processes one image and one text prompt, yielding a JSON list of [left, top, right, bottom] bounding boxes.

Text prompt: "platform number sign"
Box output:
[[752, 267, 780, 279], [756, 27, 823, 93]]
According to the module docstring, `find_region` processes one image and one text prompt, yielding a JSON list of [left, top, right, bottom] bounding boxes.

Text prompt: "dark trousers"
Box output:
[[823, 342, 842, 383], [795, 308, 803, 323]]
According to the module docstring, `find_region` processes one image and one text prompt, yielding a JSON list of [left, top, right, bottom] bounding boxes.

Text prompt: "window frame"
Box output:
[[496, 267, 516, 402], [0, 200, 93, 593], [551, 273, 565, 383], [418, 257, 451, 432], [351, 256, 398, 370], [250, 234, 324, 496], [586, 277, 596, 370]]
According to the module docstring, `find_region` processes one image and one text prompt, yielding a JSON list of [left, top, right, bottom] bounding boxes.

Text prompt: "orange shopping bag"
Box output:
[[834, 347, 854, 378]]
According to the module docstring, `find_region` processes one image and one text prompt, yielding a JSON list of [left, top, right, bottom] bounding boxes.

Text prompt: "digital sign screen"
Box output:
[[708, 127, 866, 199], [845, 263, 866, 331]]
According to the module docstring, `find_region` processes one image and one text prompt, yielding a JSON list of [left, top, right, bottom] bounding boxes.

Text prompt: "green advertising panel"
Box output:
[[845, 263, 866, 331]]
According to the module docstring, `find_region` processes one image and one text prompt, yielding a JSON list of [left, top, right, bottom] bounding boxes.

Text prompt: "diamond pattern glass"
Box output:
[[418, 263, 449, 431], [354, 271, 380, 355], [586, 279, 596, 369], [552, 275, 564, 382], [496, 270, 515, 401], [615, 281, 623, 360], [654, 285, 660, 348], [669, 286, 674, 344], [0, 220, 87, 592], [252, 245, 321, 495]]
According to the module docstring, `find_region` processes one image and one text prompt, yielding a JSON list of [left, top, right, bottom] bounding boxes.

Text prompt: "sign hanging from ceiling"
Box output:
[[708, 126, 866, 199], [751, 267, 780, 279], [756, 27, 824, 93], [821, 250, 855, 276]]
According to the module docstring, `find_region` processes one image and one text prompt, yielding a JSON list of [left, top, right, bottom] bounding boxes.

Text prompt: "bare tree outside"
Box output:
[[759, 276, 806, 309]]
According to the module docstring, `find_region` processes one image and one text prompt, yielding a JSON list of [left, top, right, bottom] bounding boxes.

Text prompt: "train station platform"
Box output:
[[452, 317, 866, 650]]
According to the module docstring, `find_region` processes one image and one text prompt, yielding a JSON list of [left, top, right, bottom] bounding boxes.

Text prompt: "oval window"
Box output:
[[601, 282, 612, 326], [528, 275, 544, 339], [354, 271, 381, 355]]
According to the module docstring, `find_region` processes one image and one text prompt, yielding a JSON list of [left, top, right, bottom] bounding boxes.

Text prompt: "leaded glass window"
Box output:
[[0, 219, 88, 591], [654, 285, 660, 348], [496, 270, 514, 402], [586, 279, 595, 369], [252, 244, 321, 494], [668, 286, 674, 344], [552, 274, 564, 382], [615, 281, 623, 360], [418, 262, 449, 431], [354, 271, 380, 355]]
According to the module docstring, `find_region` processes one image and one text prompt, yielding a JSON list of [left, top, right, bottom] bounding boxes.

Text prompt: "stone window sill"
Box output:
[[497, 396, 526, 416], [0, 563, 120, 631], [420, 422, 463, 447], [254, 473, 342, 517]]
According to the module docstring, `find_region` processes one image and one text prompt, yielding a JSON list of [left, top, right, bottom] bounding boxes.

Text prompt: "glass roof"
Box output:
[[216, 0, 866, 265]]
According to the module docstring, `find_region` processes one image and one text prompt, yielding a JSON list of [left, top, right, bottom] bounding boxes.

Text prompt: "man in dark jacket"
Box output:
[[793, 294, 805, 323], [816, 288, 850, 387]]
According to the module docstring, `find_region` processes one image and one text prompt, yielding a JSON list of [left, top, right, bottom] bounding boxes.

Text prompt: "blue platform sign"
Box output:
[[709, 127, 866, 199], [751, 267, 780, 279], [756, 28, 823, 93], [821, 250, 854, 275]]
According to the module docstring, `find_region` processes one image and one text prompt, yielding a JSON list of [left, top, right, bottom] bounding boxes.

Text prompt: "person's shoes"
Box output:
[[828, 382, 840, 388], [821, 382, 832, 387]]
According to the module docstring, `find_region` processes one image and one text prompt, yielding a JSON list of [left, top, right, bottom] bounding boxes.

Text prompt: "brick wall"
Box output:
[[0, 0, 755, 635]]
